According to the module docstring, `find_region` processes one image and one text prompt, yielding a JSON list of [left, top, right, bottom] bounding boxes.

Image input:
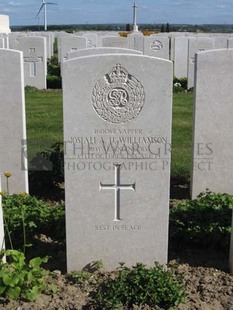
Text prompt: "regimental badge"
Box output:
[[92, 64, 145, 124], [150, 40, 163, 51]]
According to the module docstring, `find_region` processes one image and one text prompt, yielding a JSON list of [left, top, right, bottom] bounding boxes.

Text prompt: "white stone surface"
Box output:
[[0, 15, 11, 33], [9, 36, 47, 89], [35, 32, 54, 58], [191, 49, 233, 198], [144, 36, 169, 59], [82, 33, 98, 48], [0, 34, 8, 49], [0, 38, 4, 48], [0, 49, 28, 194], [67, 47, 142, 59], [101, 36, 128, 48], [174, 36, 189, 78], [227, 39, 233, 49], [187, 38, 215, 89], [63, 54, 172, 271], [214, 37, 228, 49], [56, 33, 68, 63], [127, 32, 144, 52], [60, 35, 87, 62]]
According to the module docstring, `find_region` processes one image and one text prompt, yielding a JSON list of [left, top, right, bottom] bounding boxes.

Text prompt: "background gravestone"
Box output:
[[191, 49, 233, 198], [144, 36, 169, 60], [67, 47, 142, 60], [187, 38, 215, 89], [35, 32, 54, 58], [227, 39, 233, 49], [59, 35, 87, 62], [9, 36, 47, 89], [0, 15, 11, 33], [127, 33, 144, 53], [0, 34, 9, 49], [0, 38, 4, 48], [63, 54, 172, 271], [214, 36, 228, 49], [101, 36, 128, 48], [174, 36, 189, 78], [0, 49, 28, 194], [82, 33, 98, 48]]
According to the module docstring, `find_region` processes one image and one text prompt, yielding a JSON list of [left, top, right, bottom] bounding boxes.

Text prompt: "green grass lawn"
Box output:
[[25, 89, 63, 165], [172, 92, 193, 177], [25, 89, 193, 178]]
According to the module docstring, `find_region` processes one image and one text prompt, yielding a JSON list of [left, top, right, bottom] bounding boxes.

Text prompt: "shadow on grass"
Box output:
[[29, 171, 64, 201], [168, 191, 233, 271], [170, 175, 190, 199]]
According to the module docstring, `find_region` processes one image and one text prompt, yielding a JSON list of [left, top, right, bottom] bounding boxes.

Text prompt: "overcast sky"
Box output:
[[1, 0, 233, 26]]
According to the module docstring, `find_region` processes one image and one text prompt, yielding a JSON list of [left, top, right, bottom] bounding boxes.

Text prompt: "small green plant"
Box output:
[[91, 262, 186, 309], [2, 194, 65, 250], [47, 55, 60, 76], [69, 260, 104, 285], [70, 270, 92, 285], [170, 191, 233, 250], [173, 77, 188, 93], [25, 85, 39, 92], [47, 55, 61, 89], [40, 142, 64, 185], [47, 75, 62, 89], [0, 249, 49, 301]]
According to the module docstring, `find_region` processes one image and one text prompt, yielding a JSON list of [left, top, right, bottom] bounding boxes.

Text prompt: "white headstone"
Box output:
[[60, 35, 87, 62], [0, 38, 4, 48], [82, 33, 98, 48], [0, 49, 28, 194], [0, 15, 11, 33], [67, 47, 142, 60], [227, 38, 233, 49], [56, 33, 68, 63], [63, 54, 172, 271], [102, 36, 128, 48], [214, 37, 228, 49], [127, 33, 144, 53], [191, 49, 233, 198], [187, 38, 215, 89], [144, 36, 170, 59], [35, 32, 54, 58], [174, 37, 189, 78], [9, 36, 47, 89], [0, 34, 8, 49]]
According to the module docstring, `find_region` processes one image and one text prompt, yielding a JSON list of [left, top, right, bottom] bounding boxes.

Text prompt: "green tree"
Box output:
[[160, 24, 165, 32], [126, 23, 131, 31], [166, 22, 170, 32]]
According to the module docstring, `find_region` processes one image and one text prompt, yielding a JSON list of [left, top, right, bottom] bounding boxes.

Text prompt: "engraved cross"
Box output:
[[100, 163, 136, 221]]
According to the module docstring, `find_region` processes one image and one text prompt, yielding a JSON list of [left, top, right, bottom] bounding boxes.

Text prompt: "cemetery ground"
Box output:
[[1, 89, 233, 309]]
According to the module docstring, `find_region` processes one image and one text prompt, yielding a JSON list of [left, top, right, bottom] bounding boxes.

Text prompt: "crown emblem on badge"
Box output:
[[106, 64, 128, 84], [92, 63, 145, 124]]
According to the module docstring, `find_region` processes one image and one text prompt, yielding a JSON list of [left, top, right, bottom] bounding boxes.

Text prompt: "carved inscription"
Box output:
[[24, 56, 42, 63], [92, 64, 145, 124], [100, 163, 136, 221]]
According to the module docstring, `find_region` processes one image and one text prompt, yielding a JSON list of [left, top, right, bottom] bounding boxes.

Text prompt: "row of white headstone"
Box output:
[[1, 45, 233, 271], [3, 30, 233, 90], [56, 32, 233, 86]]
